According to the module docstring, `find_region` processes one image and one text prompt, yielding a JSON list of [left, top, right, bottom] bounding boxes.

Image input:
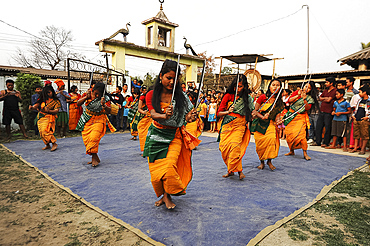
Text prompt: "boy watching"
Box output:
[[326, 89, 351, 151], [349, 85, 370, 155], [31, 85, 42, 136]]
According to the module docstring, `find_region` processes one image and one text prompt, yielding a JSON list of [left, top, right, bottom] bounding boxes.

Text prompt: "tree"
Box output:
[[361, 42, 370, 49], [13, 26, 81, 70], [221, 67, 232, 75], [197, 51, 216, 76], [143, 72, 157, 87], [15, 73, 43, 130]]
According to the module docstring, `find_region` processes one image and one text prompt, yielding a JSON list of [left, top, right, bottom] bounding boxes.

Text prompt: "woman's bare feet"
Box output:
[[50, 143, 58, 151], [91, 154, 99, 167], [163, 193, 176, 209], [257, 161, 265, 170], [222, 172, 235, 178], [238, 172, 245, 180], [42, 144, 51, 150], [285, 151, 295, 156], [267, 160, 276, 171], [303, 150, 311, 160], [155, 197, 164, 207]]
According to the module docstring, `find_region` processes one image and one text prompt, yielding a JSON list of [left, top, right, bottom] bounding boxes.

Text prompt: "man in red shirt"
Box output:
[[314, 77, 337, 147]]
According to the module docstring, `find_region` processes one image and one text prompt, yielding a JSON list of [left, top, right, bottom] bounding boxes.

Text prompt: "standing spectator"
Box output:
[[313, 77, 337, 147], [0, 79, 28, 140], [111, 86, 124, 130], [349, 85, 370, 155], [181, 82, 186, 92], [54, 79, 71, 138], [122, 95, 130, 131], [325, 89, 351, 151], [208, 96, 217, 132], [31, 85, 42, 136], [197, 97, 207, 131], [307, 84, 321, 144], [345, 77, 359, 103]]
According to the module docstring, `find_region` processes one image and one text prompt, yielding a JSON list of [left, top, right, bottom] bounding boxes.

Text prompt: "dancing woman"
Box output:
[[143, 59, 199, 209], [283, 81, 319, 160], [68, 85, 82, 131], [217, 74, 254, 180], [137, 88, 153, 152], [251, 79, 285, 170], [76, 82, 116, 167], [29, 86, 61, 151]]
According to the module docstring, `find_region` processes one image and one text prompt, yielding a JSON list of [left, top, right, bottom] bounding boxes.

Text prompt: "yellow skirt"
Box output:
[[219, 117, 250, 173], [82, 114, 106, 155], [138, 114, 153, 152], [254, 120, 279, 161], [148, 128, 193, 197], [38, 114, 57, 145], [285, 113, 309, 151], [186, 117, 203, 138]]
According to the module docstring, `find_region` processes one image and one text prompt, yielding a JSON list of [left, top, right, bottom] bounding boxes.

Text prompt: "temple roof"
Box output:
[[221, 54, 271, 64], [141, 8, 178, 27]]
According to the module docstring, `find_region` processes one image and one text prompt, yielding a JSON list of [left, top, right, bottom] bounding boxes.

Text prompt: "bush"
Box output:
[[15, 73, 42, 130]]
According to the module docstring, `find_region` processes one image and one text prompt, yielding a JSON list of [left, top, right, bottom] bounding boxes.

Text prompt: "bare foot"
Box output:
[[88, 156, 101, 165], [155, 197, 165, 207], [91, 154, 99, 167], [238, 172, 245, 180], [257, 162, 265, 170], [50, 143, 58, 151], [304, 154, 311, 160], [267, 160, 276, 171], [285, 151, 295, 156], [222, 172, 235, 178], [325, 146, 336, 149], [23, 135, 29, 139], [163, 193, 176, 210], [42, 144, 51, 150]]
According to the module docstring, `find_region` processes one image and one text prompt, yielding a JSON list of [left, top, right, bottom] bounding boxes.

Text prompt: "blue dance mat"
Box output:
[[4, 134, 365, 246]]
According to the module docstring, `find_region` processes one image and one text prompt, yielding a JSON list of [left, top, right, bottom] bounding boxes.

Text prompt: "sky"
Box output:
[[1, 0, 370, 79]]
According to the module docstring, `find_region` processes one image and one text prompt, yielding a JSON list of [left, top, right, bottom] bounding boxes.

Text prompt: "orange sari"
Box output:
[[186, 117, 203, 138], [138, 112, 153, 152], [145, 102, 200, 197], [69, 93, 82, 130], [253, 103, 280, 160], [37, 98, 60, 145], [285, 112, 310, 151]]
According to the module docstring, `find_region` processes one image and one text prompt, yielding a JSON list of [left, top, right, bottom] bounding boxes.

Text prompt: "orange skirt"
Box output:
[[69, 103, 82, 130], [148, 128, 194, 197], [219, 117, 250, 173], [38, 115, 57, 145], [254, 120, 279, 161], [138, 114, 153, 152], [186, 117, 203, 138], [82, 114, 107, 155], [285, 113, 309, 151]]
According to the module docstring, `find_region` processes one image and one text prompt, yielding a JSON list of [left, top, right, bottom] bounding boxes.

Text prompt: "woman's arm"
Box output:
[[77, 90, 90, 106], [137, 100, 148, 115], [149, 105, 173, 121]]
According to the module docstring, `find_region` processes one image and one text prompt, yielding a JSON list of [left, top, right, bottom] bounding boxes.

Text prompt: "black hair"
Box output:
[[152, 59, 186, 115], [34, 84, 42, 90], [326, 77, 336, 85], [138, 80, 143, 86], [223, 74, 252, 121], [6, 79, 14, 84], [284, 89, 292, 95], [186, 91, 197, 105], [265, 78, 284, 110], [133, 87, 140, 96], [307, 81, 320, 114], [347, 77, 355, 83], [336, 80, 346, 87], [359, 85, 370, 95], [259, 89, 264, 94], [337, 89, 345, 95], [117, 86, 122, 91], [37, 85, 58, 104], [92, 82, 105, 96], [69, 85, 78, 93]]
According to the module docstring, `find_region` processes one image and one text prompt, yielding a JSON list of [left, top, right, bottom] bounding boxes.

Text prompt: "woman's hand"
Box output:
[[165, 105, 173, 119], [186, 108, 197, 123], [228, 105, 234, 114], [262, 112, 269, 120], [86, 90, 91, 99], [101, 97, 106, 106]]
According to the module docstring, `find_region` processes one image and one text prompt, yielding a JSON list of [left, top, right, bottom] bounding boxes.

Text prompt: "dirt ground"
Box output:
[[259, 165, 370, 246], [0, 144, 152, 246]]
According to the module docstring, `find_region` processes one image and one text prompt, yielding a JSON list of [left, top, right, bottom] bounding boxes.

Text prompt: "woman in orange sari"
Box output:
[[143, 59, 199, 210], [76, 83, 115, 167], [251, 79, 285, 171], [69, 85, 82, 131], [217, 74, 254, 180], [283, 81, 319, 160], [186, 91, 203, 138], [137, 88, 153, 152], [29, 86, 61, 151]]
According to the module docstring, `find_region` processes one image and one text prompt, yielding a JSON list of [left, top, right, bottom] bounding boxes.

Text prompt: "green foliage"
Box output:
[[287, 228, 309, 241], [14, 73, 42, 130], [221, 67, 232, 75], [143, 72, 157, 87], [331, 170, 370, 199], [361, 42, 370, 49]]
